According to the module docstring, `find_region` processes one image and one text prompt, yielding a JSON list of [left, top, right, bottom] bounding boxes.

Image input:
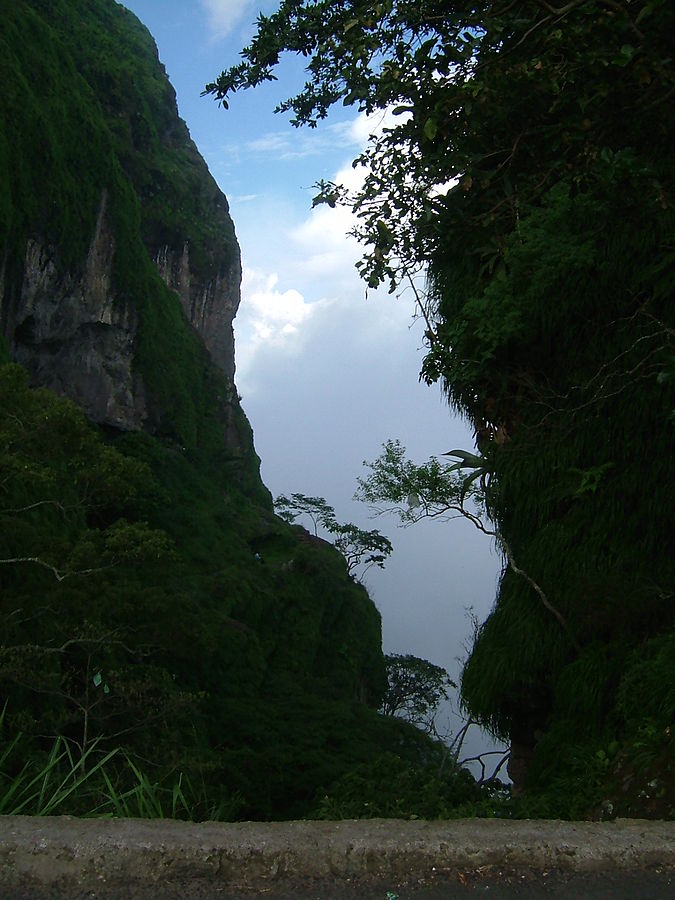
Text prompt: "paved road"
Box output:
[[5, 869, 675, 899]]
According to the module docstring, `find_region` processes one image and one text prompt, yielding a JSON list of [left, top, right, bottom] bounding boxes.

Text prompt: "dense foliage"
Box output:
[[0, 0, 491, 821], [274, 492, 393, 578], [210, 0, 675, 816], [0, 362, 397, 818], [0, 0, 256, 486], [0, 0, 508, 819]]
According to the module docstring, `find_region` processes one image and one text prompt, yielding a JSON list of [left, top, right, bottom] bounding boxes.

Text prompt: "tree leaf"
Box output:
[[424, 117, 438, 141]]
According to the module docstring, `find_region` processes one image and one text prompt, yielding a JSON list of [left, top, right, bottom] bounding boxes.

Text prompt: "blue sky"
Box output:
[[120, 0, 504, 761]]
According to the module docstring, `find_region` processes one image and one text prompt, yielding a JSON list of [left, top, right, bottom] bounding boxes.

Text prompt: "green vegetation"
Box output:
[[381, 654, 455, 735], [0, 0, 254, 488], [0, 705, 239, 821], [210, 0, 675, 817], [0, 360, 408, 819], [313, 750, 483, 821], [0, 0, 497, 821], [275, 492, 393, 579], [4, 0, 671, 822]]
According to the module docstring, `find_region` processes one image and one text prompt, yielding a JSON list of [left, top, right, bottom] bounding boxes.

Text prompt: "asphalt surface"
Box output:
[[4, 870, 675, 899], [1, 816, 673, 899]]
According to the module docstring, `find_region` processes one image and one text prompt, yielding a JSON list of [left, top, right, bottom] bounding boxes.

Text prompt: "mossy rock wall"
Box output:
[[0, 1, 406, 820]]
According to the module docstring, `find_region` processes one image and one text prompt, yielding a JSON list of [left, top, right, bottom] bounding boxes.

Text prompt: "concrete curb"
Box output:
[[0, 816, 673, 893]]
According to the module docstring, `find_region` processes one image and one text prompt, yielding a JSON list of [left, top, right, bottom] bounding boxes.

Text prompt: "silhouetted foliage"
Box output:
[[381, 653, 455, 733], [211, 0, 675, 816]]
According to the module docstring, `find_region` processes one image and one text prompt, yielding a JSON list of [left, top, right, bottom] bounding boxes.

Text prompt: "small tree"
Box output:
[[357, 440, 578, 647], [328, 521, 393, 577], [381, 653, 456, 734], [274, 492, 393, 579], [355, 439, 486, 528], [274, 493, 337, 536]]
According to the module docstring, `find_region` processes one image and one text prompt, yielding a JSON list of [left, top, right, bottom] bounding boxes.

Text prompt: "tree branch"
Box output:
[[499, 537, 580, 651], [0, 557, 113, 581], [0, 499, 69, 516], [459, 748, 512, 785]]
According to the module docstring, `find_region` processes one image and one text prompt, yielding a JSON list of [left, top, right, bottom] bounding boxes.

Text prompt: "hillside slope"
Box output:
[[0, 0, 465, 820]]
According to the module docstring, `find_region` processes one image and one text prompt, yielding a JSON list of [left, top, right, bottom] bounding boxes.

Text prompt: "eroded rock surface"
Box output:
[[5, 194, 149, 430]]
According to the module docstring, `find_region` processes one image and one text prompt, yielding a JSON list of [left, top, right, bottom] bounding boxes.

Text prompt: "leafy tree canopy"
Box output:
[[207, 0, 675, 293], [210, 3, 675, 816], [0, 364, 172, 581], [381, 652, 456, 733], [356, 439, 487, 528], [274, 492, 393, 577], [275, 492, 336, 535]]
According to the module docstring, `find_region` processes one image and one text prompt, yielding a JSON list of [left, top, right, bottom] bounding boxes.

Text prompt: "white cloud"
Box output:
[[233, 106, 427, 393], [230, 193, 259, 204], [290, 201, 360, 278], [288, 162, 363, 249], [234, 143, 419, 395], [347, 106, 410, 145], [244, 109, 411, 161], [235, 269, 331, 390], [247, 133, 294, 155], [241, 269, 315, 341], [284, 160, 390, 291], [199, 0, 256, 40], [245, 119, 366, 161]]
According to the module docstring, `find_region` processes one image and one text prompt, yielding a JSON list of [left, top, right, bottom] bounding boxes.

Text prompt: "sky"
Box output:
[[119, 0, 505, 766]]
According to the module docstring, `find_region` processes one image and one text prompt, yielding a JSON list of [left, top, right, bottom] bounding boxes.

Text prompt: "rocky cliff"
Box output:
[[7, 197, 147, 430], [0, 0, 422, 821], [0, 0, 248, 476]]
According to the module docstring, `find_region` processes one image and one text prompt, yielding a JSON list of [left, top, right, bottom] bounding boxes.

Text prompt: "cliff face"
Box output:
[[6, 195, 147, 430], [152, 240, 240, 381], [0, 0, 407, 822], [0, 0, 245, 467]]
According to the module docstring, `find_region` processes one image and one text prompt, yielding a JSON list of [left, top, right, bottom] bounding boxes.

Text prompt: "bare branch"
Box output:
[[401, 267, 438, 346], [447, 717, 473, 760], [0, 556, 113, 581], [498, 535, 580, 652], [0, 499, 69, 516], [459, 748, 512, 785]]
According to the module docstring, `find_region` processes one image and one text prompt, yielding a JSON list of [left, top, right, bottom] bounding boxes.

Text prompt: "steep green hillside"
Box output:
[[0, 0, 252, 486], [0, 0, 481, 820], [0, 363, 393, 818], [204, 0, 674, 818]]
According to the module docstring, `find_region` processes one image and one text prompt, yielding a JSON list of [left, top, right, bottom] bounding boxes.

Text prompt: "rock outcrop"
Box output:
[[151, 235, 241, 384], [5, 193, 148, 431], [0, 0, 245, 455]]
